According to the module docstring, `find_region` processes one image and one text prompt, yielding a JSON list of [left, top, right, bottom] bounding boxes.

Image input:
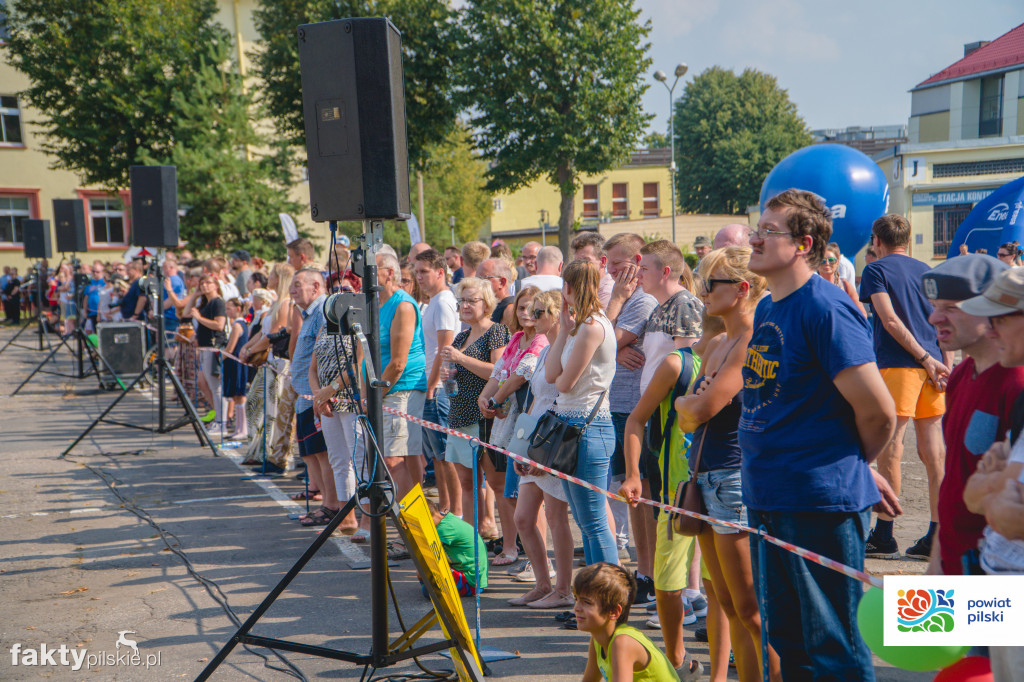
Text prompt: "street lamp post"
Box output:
[[654, 63, 687, 245], [539, 209, 548, 246], [449, 216, 456, 246]]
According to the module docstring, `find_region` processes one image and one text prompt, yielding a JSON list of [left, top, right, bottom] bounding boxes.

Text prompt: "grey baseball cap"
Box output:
[[959, 267, 1024, 317], [921, 254, 1008, 302]]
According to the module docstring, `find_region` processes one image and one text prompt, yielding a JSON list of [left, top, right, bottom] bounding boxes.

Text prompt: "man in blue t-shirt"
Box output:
[[743, 189, 898, 680], [83, 261, 107, 329], [859, 214, 951, 562], [162, 259, 186, 334]]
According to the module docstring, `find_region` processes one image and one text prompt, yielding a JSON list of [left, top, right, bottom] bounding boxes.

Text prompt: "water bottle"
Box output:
[[443, 361, 458, 397]]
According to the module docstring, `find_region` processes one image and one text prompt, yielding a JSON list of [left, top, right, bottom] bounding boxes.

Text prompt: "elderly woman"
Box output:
[[440, 277, 511, 551]]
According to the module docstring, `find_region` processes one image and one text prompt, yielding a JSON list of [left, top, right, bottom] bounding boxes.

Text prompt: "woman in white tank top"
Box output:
[[544, 260, 619, 566]]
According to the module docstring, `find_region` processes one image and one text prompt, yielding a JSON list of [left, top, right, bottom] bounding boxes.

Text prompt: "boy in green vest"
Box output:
[[576, 562, 680, 681]]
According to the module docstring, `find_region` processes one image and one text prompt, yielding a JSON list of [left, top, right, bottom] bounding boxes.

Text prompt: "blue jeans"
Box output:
[[422, 389, 450, 462], [749, 508, 875, 681], [561, 416, 618, 566]]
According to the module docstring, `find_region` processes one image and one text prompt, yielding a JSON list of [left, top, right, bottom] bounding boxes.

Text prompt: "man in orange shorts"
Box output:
[[860, 214, 952, 560]]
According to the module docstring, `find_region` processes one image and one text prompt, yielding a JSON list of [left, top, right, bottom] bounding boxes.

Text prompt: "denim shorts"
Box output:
[[696, 468, 747, 535]]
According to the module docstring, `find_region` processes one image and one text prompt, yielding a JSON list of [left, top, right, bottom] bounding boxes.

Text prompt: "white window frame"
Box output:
[[0, 195, 30, 245], [492, 198, 503, 212], [89, 197, 128, 246], [0, 94, 24, 146]]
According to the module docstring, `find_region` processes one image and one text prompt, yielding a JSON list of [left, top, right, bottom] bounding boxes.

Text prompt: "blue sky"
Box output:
[[637, 0, 1023, 134]]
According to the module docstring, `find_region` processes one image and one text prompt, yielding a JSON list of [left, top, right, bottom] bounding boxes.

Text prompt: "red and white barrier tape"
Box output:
[[382, 404, 884, 590]]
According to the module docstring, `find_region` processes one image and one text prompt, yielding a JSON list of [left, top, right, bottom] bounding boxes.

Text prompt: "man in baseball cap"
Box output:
[[693, 235, 711, 260], [923, 255, 1024, 574]]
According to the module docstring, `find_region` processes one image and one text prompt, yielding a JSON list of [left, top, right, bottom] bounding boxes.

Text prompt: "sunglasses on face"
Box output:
[[702, 278, 742, 293], [824, 257, 838, 265], [530, 307, 550, 319]]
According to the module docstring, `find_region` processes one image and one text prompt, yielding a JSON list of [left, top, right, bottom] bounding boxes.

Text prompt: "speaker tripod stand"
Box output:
[[61, 256, 218, 458], [11, 324, 122, 396]]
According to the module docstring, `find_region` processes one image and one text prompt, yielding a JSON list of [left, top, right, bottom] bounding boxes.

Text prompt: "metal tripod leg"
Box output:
[[0, 315, 45, 356], [161, 358, 219, 456], [11, 334, 71, 395], [60, 363, 151, 457]]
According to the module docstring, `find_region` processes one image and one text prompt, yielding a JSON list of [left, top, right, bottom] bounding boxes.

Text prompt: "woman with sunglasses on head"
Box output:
[[508, 290, 576, 609], [545, 259, 619, 566], [675, 247, 779, 682], [440, 277, 511, 545], [818, 244, 865, 316]]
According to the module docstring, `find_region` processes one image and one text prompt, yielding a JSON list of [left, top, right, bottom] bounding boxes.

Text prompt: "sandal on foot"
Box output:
[[508, 588, 548, 606], [290, 490, 322, 501], [386, 541, 410, 560], [300, 506, 338, 526], [350, 528, 371, 543], [492, 551, 519, 566], [527, 590, 575, 609], [554, 611, 575, 622]]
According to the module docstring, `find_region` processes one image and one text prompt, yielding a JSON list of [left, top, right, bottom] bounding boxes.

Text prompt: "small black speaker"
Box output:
[[130, 165, 179, 248], [53, 199, 88, 253], [298, 17, 411, 222], [97, 322, 146, 381], [22, 219, 52, 259]]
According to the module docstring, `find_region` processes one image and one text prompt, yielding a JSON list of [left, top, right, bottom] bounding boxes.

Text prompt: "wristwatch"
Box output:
[[330, 378, 340, 391]]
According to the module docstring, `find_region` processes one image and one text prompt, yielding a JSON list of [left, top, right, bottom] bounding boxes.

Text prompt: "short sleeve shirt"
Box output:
[[610, 287, 657, 413], [422, 289, 459, 373], [640, 289, 703, 395], [195, 298, 227, 348], [740, 275, 880, 513], [859, 254, 940, 368], [447, 323, 510, 428]]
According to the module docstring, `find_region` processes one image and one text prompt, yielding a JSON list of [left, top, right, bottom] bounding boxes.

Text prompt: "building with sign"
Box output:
[[875, 22, 1024, 264]]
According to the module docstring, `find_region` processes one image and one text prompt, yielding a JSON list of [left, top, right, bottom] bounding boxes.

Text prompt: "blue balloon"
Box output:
[[759, 144, 890, 258]]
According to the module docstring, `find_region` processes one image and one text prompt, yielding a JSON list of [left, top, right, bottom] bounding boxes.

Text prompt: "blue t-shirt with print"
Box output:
[[859, 254, 940, 369], [378, 289, 426, 393], [739, 275, 881, 513], [85, 278, 105, 315], [164, 274, 185, 327]]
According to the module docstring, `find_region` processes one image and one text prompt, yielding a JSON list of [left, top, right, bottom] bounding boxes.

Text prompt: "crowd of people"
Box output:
[[5, 201, 1024, 681]]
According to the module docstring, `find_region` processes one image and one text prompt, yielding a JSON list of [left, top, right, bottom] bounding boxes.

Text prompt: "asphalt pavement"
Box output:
[[0, 325, 933, 681]]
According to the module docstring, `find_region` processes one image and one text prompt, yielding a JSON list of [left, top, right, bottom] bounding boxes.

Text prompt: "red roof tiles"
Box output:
[[916, 22, 1024, 88]]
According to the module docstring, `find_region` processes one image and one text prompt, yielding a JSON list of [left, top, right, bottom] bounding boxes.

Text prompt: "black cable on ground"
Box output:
[[65, 453, 308, 681]]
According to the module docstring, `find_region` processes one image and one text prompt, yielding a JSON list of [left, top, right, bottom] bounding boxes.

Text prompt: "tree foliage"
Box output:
[[461, 0, 652, 254], [643, 130, 669, 148], [674, 66, 812, 215], [4, 0, 229, 188], [251, 0, 459, 171], [140, 42, 304, 260]]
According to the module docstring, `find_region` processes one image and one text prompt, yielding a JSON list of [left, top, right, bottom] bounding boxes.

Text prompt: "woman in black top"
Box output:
[[439, 277, 511, 548], [183, 274, 227, 429]]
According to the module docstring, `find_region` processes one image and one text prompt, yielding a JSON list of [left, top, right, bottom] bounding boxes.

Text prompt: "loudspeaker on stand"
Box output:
[[130, 165, 179, 248]]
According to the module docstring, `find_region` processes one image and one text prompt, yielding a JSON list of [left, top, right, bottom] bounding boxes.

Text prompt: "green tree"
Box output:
[[140, 43, 304, 260], [674, 66, 812, 215], [4, 0, 229, 188], [461, 0, 653, 257], [251, 0, 459, 172], [643, 130, 669, 148]]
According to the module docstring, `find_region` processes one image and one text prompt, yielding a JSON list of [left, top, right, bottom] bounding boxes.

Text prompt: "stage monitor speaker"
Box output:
[[53, 199, 88, 253], [130, 165, 179, 248], [97, 322, 146, 380], [22, 219, 52, 259], [298, 17, 411, 222]]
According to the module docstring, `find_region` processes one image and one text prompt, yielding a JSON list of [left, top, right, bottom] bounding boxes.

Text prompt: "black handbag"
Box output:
[[527, 390, 607, 475]]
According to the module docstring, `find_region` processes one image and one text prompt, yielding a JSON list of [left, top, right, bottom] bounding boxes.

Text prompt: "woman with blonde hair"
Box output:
[[507, 289, 576, 608], [439, 277, 511, 549], [818, 244, 865, 316], [239, 263, 296, 471], [675, 247, 779, 681], [545, 260, 619, 566]]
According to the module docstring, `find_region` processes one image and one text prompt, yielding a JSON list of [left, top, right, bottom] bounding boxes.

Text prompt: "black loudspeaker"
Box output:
[[53, 199, 88, 253], [298, 17, 411, 222], [130, 165, 179, 248], [97, 322, 146, 381], [22, 219, 52, 259]]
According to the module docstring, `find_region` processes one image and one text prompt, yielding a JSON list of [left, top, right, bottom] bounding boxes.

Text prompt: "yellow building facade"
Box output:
[[489, 148, 682, 244], [0, 0, 326, 272], [876, 26, 1024, 265]]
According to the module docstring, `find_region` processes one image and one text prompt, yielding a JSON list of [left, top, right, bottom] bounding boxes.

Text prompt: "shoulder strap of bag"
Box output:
[[690, 336, 743, 474], [582, 389, 608, 427]]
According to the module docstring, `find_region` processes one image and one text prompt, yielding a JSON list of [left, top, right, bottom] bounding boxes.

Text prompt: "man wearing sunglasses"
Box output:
[[860, 214, 952, 561], [84, 261, 107, 330]]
